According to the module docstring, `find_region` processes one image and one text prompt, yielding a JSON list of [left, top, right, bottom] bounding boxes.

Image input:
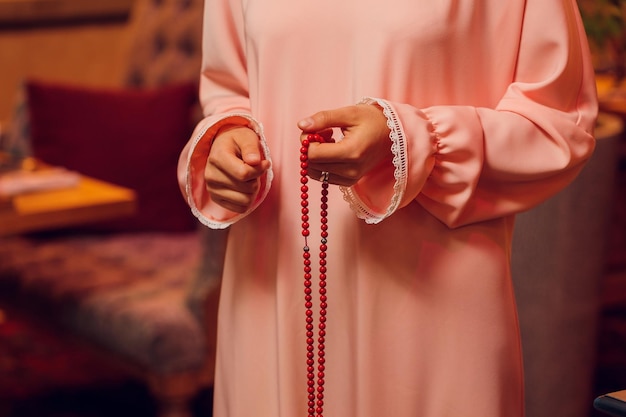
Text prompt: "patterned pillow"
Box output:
[[25, 79, 199, 233]]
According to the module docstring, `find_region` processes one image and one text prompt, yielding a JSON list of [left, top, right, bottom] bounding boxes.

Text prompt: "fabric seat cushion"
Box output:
[[0, 232, 206, 374]]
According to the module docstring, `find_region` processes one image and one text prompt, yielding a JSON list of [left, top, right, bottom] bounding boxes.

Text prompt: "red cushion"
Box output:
[[26, 79, 199, 233]]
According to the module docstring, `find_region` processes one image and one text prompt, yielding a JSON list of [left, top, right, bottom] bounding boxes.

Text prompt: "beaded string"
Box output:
[[300, 133, 332, 417]]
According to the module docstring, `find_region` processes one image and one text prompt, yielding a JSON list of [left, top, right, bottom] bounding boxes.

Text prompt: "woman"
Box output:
[[178, 0, 597, 416]]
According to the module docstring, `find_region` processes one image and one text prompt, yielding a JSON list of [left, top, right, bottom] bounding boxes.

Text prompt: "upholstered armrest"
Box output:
[[186, 228, 229, 322]]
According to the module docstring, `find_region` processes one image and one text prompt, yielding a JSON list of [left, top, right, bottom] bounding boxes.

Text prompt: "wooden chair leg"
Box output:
[[154, 393, 194, 417], [148, 373, 206, 417]]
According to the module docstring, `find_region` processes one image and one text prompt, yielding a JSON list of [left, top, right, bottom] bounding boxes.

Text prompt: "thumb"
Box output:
[[297, 116, 317, 132], [298, 109, 346, 132], [239, 136, 264, 166]]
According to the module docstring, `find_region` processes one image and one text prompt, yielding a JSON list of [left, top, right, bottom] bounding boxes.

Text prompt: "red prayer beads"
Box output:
[[301, 133, 331, 417]]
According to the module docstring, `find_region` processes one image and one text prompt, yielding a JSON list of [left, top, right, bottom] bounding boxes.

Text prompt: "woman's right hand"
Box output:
[[204, 126, 271, 213]]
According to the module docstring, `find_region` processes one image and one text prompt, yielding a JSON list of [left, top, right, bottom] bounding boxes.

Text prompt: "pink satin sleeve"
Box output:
[[177, 114, 272, 229], [345, 0, 597, 228]]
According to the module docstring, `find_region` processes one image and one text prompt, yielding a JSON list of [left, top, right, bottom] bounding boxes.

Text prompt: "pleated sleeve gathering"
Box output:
[[342, 0, 597, 227]]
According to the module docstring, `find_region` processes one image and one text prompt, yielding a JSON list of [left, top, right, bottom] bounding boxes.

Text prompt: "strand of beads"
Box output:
[[300, 133, 330, 417]]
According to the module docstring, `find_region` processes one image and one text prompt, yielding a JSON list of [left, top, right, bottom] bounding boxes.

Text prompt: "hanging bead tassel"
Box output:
[[301, 133, 331, 417]]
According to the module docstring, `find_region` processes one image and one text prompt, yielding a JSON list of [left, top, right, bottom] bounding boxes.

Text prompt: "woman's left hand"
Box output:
[[297, 104, 392, 186]]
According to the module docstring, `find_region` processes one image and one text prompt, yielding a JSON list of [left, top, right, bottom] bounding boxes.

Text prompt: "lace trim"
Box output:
[[186, 113, 272, 229], [339, 97, 407, 224]]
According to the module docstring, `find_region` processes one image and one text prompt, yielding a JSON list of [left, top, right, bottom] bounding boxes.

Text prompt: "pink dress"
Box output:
[[178, 0, 597, 416]]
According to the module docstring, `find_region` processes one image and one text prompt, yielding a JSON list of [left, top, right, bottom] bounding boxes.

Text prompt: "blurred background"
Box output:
[[0, 1, 626, 417]]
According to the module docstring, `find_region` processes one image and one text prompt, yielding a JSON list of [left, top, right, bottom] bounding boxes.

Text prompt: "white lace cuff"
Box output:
[[340, 97, 407, 224], [185, 113, 273, 229]]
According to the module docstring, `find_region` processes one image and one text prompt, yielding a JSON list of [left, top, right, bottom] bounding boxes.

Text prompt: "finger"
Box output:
[[306, 166, 358, 187], [206, 175, 260, 195], [312, 128, 335, 143], [209, 144, 267, 183], [205, 163, 261, 195], [298, 106, 357, 132], [207, 181, 260, 213], [306, 139, 350, 164], [216, 126, 268, 169], [211, 193, 251, 213]]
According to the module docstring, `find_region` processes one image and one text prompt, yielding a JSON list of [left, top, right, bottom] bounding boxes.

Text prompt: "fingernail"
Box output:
[[298, 118, 314, 129]]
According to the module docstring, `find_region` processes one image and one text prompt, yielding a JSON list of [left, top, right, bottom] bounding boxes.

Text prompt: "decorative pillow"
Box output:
[[25, 79, 199, 233]]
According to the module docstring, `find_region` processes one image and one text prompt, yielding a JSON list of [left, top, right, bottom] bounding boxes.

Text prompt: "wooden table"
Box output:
[[594, 390, 626, 416], [597, 75, 626, 116], [0, 173, 136, 237]]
